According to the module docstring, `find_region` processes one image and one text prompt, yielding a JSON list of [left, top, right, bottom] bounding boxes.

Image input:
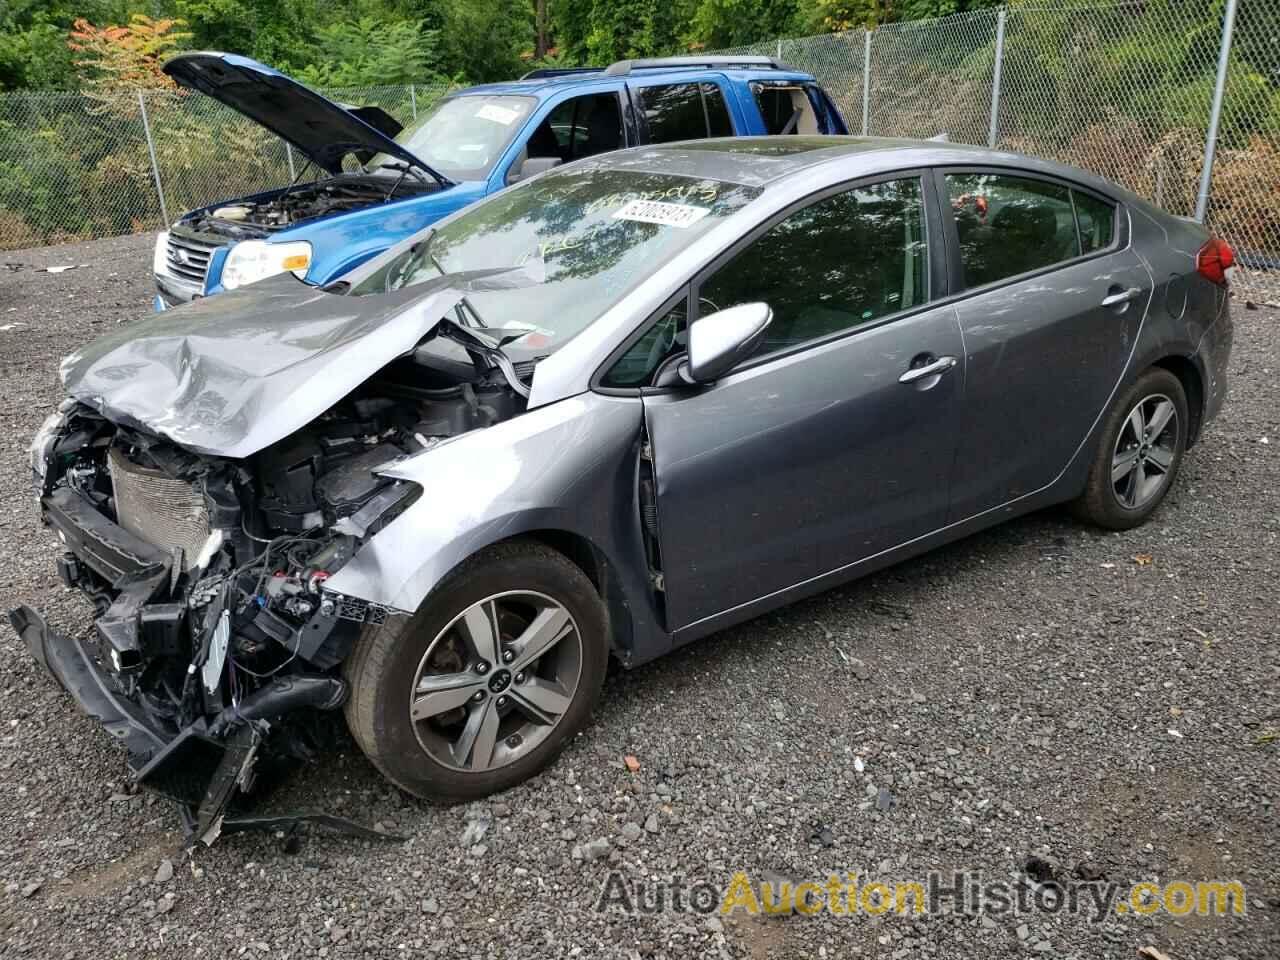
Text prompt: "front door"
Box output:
[[635, 175, 965, 631]]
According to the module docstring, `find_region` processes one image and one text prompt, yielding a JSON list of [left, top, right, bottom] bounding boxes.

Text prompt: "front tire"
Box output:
[[344, 541, 609, 802], [1072, 367, 1188, 530]]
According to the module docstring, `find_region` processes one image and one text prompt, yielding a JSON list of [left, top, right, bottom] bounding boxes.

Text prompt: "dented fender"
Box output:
[[323, 391, 670, 663]]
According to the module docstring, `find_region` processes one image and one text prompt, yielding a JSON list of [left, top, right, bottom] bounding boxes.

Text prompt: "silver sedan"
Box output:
[[15, 137, 1233, 824]]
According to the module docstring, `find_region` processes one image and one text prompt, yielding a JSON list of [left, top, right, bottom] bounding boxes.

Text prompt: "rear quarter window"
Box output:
[[1074, 191, 1116, 253]]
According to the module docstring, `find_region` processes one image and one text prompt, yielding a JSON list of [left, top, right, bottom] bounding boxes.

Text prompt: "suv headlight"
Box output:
[[152, 230, 170, 276], [221, 240, 312, 290]]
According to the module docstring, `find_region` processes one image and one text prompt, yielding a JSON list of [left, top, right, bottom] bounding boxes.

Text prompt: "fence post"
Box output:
[[987, 10, 1007, 149], [861, 29, 872, 136], [1195, 0, 1239, 223], [285, 143, 297, 181], [137, 90, 169, 227], [410, 84, 418, 120]]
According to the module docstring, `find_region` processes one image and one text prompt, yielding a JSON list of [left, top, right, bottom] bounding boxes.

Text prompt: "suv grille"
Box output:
[[164, 231, 220, 290], [108, 448, 211, 570]]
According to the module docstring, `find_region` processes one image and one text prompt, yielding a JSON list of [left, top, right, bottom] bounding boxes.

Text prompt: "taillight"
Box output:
[[1196, 236, 1235, 285]]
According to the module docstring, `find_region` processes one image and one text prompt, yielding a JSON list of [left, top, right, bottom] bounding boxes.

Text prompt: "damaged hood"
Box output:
[[163, 52, 450, 181], [60, 267, 539, 459]]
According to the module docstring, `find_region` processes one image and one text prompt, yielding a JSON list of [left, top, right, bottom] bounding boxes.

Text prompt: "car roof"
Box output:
[[455, 66, 817, 98], [571, 136, 1149, 205]]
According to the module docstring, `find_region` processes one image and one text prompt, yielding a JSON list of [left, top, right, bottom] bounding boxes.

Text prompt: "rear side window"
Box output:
[[752, 82, 826, 135], [1074, 191, 1116, 253], [946, 173, 1078, 288], [638, 83, 734, 143], [945, 173, 1122, 289]]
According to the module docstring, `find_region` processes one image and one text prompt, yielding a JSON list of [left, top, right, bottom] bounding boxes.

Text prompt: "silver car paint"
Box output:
[[321, 140, 1230, 667], [56, 137, 1227, 666], [59, 264, 545, 458], [322, 391, 665, 661]]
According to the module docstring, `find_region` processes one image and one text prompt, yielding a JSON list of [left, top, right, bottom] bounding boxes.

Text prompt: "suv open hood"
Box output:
[[163, 52, 451, 181], [60, 265, 543, 458]]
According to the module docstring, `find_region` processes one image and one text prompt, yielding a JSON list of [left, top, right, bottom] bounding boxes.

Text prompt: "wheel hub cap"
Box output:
[[1111, 393, 1178, 511], [409, 590, 583, 773]]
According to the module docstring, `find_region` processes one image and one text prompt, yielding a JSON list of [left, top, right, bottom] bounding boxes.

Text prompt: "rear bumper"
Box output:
[[8, 605, 167, 763]]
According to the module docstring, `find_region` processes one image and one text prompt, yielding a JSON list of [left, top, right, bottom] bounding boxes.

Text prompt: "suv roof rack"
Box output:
[[519, 66, 604, 80], [602, 55, 794, 77]]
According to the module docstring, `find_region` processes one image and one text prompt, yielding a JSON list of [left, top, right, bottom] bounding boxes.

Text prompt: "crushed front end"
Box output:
[[12, 393, 443, 842]]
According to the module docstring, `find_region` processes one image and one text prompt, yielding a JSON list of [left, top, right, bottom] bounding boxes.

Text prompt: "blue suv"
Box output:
[[153, 53, 847, 309]]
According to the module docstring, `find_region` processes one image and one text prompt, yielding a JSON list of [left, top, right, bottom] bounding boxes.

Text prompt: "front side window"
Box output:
[[638, 83, 734, 143], [529, 93, 624, 163], [701, 177, 928, 359], [349, 167, 760, 360], [372, 95, 536, 181], [946, 173, 1082, 288], [603, 176, 928, 385]]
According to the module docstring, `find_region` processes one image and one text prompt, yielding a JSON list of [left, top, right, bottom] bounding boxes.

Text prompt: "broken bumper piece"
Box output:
[[8, 604, 364, 844], [10, 604, 167, 759]]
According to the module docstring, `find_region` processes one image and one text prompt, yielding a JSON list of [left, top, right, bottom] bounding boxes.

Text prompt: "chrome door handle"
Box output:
[[898, 355, 957, 384], [1101, 287, 1142, 307]]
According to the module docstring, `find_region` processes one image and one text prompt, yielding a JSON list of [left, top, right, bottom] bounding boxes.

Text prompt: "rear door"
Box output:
[[628, 79, 740, 144], [607, 173, 963, 631], [940, 169, 1153, 518]]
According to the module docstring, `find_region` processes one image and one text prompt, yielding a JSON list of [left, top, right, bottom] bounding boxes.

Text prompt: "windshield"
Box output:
[[372, 95, 536, 181], [350, 166, 762, 358]]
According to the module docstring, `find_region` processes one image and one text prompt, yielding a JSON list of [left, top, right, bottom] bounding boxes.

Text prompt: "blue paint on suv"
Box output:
[[152, 53, 847, 310]]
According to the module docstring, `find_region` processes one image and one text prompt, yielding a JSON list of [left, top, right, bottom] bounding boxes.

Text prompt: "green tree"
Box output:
[[436, 0, 529, 82], [685, 0, 799, 49], [296, 17, 443, 86]]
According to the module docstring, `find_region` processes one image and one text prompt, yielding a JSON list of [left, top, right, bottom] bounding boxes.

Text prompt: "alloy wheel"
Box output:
[[409, 590, 583, 772], [1111, 393, 1179, 510]]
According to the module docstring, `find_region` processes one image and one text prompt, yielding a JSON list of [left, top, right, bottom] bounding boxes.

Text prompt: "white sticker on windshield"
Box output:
[[612, 199, 711, 228], [476, 103, 521, 125]]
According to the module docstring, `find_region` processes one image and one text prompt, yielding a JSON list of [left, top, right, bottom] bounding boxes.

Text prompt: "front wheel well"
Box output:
[[1151, 355, 1204, 446], [499, 530, 634, 663]]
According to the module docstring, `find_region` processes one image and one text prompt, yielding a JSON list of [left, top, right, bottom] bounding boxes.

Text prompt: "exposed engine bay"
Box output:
[[13, 347, 523, 843], [188, 174, 437, 240]]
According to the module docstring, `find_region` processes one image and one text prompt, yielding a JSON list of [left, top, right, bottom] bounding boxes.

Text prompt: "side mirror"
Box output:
[[685, 302, 772, 384], [507, 156, 562, 185]]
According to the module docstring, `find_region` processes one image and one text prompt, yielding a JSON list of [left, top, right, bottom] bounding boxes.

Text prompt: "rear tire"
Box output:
[[344, 541, 608, 802], [1071, 367, 1188, 530]]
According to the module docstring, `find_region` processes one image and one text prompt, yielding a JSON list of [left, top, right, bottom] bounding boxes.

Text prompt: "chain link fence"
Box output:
[[1, 1, 1277, 292], [0, 82, 452, 251]]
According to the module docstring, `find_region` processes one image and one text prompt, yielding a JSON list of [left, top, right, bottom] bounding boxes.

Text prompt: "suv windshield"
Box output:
[[351, 166, 762, 357], [372, 95, 536, 181]]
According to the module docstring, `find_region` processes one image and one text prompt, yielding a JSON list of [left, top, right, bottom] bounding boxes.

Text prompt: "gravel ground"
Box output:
[[0, 234, 1276, 960]]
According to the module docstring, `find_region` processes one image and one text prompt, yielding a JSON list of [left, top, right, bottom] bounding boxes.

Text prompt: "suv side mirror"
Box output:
[[684, 302, 772, 384], [507, 156, 562, 185]]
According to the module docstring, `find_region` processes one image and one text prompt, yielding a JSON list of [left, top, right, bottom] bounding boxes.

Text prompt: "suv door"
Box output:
[[502, 90, 628, 184], [939, 170, 1152, 519], [614, 174, 964, 632], [628, 79, 739, 143]]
